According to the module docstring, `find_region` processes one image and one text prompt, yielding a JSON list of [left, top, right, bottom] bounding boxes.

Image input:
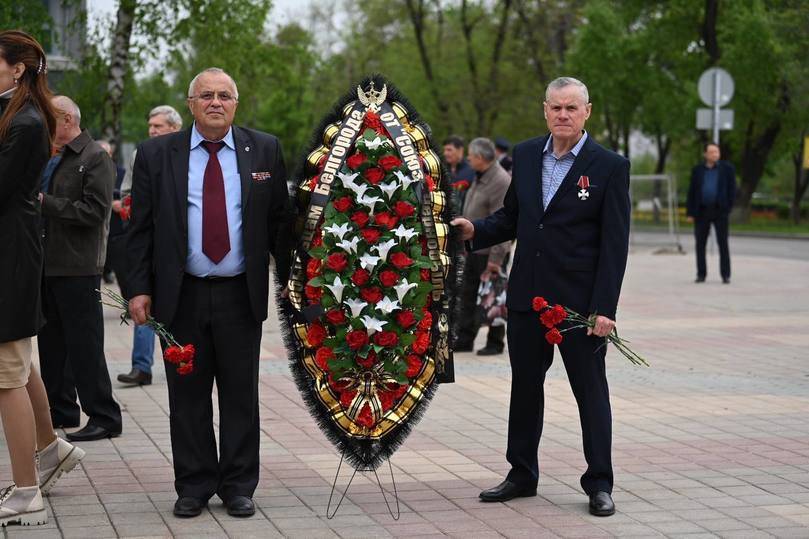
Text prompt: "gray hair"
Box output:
[[187, 67, 239, 99], [468, 137, 496, 163], [545, 76, 589, 103], [52, 95, 81, 123], [149, 105, 183, 128]]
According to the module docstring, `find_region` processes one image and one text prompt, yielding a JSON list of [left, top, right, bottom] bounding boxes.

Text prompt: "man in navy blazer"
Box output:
[[686, 142, 736, 284], [452, 77, 630, 516]]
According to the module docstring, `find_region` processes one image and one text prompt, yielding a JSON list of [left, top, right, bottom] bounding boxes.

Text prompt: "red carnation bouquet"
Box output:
[[451, 180, 470, 192], [99, 288, 195, 375], [532, 296, 648, 366], [119, 195, 132, 221]]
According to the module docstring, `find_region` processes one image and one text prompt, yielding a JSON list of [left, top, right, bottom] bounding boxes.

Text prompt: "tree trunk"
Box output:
[[702, 0, 720, 64], [652, 132, 670, 223], [101, 0, 136, 159], [792, 130, 809, 224], [514, 0, 547, 85]]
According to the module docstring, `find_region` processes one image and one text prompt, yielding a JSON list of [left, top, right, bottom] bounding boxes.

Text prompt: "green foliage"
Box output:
[[0, 0, 52, 47]]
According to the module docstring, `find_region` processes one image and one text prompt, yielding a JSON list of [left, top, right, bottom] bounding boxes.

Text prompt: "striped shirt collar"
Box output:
[[543, 131, 588, 158]]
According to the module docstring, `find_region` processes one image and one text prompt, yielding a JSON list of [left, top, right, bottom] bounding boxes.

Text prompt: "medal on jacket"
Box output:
[[577, 175, 590, 200]]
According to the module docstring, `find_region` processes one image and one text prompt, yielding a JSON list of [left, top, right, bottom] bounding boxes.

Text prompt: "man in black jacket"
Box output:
[[452, 77, 630, 517], [686, 142, 736, 284], [127, 68, 293, 518], [38, 95, 122, 442]]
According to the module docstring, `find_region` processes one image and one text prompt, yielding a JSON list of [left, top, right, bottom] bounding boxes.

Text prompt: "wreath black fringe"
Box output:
[[276, 74, 465, 470]]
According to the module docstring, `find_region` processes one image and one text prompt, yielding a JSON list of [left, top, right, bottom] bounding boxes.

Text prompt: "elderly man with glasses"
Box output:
[[126, 67, 294, 518]]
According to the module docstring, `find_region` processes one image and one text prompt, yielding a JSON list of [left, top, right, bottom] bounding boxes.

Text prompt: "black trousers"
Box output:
[[38, 275, 122, 431], [694, 205, 731, 280], [456, 253, 505, 350], [505, 309, 613, 495], [165, 274, 262, 502], [106, 234, 131, 298]]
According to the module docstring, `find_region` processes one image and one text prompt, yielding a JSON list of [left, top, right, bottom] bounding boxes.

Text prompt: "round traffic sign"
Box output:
[[698, 68, 734, 107]]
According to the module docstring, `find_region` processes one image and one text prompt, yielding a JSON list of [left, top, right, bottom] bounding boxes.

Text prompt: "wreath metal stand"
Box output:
[[326, 450, 400, 520]]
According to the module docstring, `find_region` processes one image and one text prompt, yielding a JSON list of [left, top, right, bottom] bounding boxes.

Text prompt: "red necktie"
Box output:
[[201, 141, 230, 263]]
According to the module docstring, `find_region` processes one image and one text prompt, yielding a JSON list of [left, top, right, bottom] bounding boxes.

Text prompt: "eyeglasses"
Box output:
[[188, 91, 237, 103]]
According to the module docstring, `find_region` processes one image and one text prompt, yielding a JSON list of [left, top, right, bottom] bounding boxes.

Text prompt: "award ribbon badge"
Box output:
[[577, 175, 590, 200]]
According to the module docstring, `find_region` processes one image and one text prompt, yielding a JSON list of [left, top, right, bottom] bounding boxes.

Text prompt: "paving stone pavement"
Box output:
[[3, 240, 809, 538]]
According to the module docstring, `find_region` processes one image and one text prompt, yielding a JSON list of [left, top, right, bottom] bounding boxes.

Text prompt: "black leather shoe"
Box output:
[[695, 276, 706, 283], [117, 368, 152, 386], [476, 346, 503, 356], [722, 278, 730, 284], [479, 480, 537, 502], [589, 491, 615, 516], [174, 496, 205, 518], [226, 496, 255, 517], [66, 424, 121, 442]]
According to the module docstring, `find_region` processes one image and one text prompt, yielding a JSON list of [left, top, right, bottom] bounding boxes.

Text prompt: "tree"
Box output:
[[0, 1, 51, 47]]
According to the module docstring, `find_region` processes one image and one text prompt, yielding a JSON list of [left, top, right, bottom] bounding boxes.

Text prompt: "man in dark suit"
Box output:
[[127, 68, 293, 518], [452, 77, 630, 517], [686, 142, 736, 284]]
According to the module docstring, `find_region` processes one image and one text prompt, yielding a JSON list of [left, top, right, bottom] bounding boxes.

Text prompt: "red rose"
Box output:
[[351, 268, 370, 286], [363, 111, 382, 129], [373, 211, 398, 230], [379, 270, 399, 287], [306, 258, 322, 278], [325, 309, 347, 326], [357, 350, 377, 369], [412, 331, 430, 355], [532, 296, 548, 312], [333, 196, 353, 212], [315, 346, 334, 370], [551, 304, 567, 325], [312, 233, 323, 247], [346, 153, 367, 170], [393, 201, 415, 218], [340, 389, 357, 408], [545, 327, 563, 345], [418, 311, 432, 331], [374, 330, 399, 347], [425, 174, 435, 192], [396, 310, 416, 328], [351, 211, 370, 228], [346, 329, 369, 350], [405, 354, 423, 377], [379, 155, 402, 172], [307, 322, 327, 347], [420, 268, 431, 281], [305, 285, 322, 301], [326, 252, 348, 272], [360, 286, 383, 304], [177, 361, 194, 375], [356, 403, 375, 428], [540, 310, 557, 329], [390, 252, 413, 269], [363, 167, 385, 185], [360, 228, 381, 244]]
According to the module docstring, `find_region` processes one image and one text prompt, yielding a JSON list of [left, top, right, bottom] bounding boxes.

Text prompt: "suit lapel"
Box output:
[[171, 129, 192, 234], [543, 136, 597, 215], [233, 127, 253, 212]]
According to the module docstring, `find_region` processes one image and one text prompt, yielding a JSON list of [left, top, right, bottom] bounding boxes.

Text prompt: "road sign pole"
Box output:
[[713, 70, 721, 144]]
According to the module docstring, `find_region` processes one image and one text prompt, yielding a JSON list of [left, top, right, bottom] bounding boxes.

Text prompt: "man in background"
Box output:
[[494, 137, 513, 173], [443, 135, 475, 202]]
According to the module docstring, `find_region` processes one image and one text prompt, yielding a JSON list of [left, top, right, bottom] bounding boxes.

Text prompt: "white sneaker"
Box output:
[[37, 437, 86, 495], [0, 485, 47, 526]]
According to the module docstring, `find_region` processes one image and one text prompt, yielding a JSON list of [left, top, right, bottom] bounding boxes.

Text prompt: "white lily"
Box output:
[[393, 278, 418, 303], [393, 223, 419, 242], [360, 315, 387, 335], [335, 236, 360, 254], [336, 171, 359, 189], [394, 170, 419, 190], [343, 298, 368, 318], [359, 253, 381, 270], [363, 137, 390, 150], [325, 275, 346, 303], [357, 194, 382, 211], [373, 239, 397, 263], [323, 222, 352, 241], [378, 180, 400, 200], [375, 296, 400, 315]]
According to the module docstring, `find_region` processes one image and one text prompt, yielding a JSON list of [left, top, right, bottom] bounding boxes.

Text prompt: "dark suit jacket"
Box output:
[[127, 126, 293, 326], [686, 161, 736, 218], [0, 100, 49, 342], [471, 134, 631, 319]]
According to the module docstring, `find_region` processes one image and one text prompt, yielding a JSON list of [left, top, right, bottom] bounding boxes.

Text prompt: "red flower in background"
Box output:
[[374, 330, 399, 347], [347, 153, 367, 170], [360, 286, 383, 304], [315, 346, 334, 369], [393, 201, 415, 218], [351, 268, 370, 286], [326, 252, 348, 272], [363, 111, 383, 129], [333, 196, 353, 212], [351, 211, 370, 228], [405, 354, 423, 377], [452, 180, 470, 191], [390, 252, 413, 269], [346, 329, 369, 350], [306, 258, 321, 278], [532, 296, 548, 312], [379, 155, 402, 171], [360, 228, 381, 244], [545, 327, 563, 345], [325, 309, 347, 326], [307, 322, 327, 347], [305, 285, 322, 301], [373, 211, 398, 230], [357, 350, 377, 369], [379, 270, 399, 287], [412, 331, 430, 355], [424, 174, 435, 192], [396, 310, 416, 328], [364, 167, 385, 185]]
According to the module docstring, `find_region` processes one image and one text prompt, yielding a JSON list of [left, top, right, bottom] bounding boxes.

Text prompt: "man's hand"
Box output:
[[686, 216, 694, 223], [129, 294, 152, 325], [38, 193, 44, 203], [111, 199, 123, 213], [587, 315, 615, 338], [450, 217, 474, 241]]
